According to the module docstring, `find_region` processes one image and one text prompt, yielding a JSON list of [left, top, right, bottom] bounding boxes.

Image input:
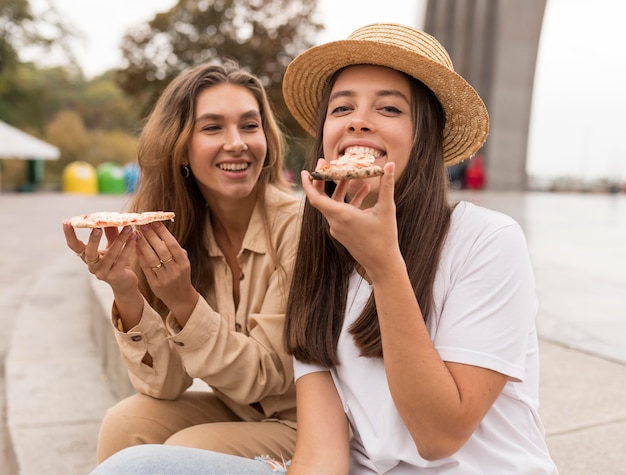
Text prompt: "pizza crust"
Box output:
[[310, 166, 384, 181], [309, 151, 384, 181], [69, 211, 175, 228]]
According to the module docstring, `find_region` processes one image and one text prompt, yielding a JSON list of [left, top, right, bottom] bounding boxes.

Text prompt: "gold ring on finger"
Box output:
[[85, 255, 100, 265], [151, 262, 163, 272], [75, 250, 86, 259], [160, 256, 174, 265]]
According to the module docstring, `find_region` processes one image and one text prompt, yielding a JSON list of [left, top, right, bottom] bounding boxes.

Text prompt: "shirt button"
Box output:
[[235, 323, 242, 332], [130, 335, 142, 342]]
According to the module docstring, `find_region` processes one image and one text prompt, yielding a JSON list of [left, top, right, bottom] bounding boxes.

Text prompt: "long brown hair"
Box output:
[[284, 69, 451, 366], [128, 61, 290, 316]]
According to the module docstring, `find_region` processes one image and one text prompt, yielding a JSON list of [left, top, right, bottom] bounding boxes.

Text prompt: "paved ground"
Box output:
[[1, 190, 625, 474]]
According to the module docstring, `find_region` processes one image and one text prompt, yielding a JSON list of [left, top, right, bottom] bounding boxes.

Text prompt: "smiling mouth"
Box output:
[[218, 162, 249, 172], [342, 146, 384, 158]]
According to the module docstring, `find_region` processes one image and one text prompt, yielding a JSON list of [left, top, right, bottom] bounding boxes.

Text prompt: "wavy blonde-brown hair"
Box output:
[[128, 61, 290, 315]]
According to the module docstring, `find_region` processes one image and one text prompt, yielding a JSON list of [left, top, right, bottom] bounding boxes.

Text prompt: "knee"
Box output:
[[97, 394, 173, 462], [164, 424, 238, 454]]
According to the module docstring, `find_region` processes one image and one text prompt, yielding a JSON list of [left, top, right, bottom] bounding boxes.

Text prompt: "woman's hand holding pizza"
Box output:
[[63, 222, 145, 329], [301, 161, 403, 279], [63, 222, 140, 294], [63, 215, 198, 328], [135, 221, 199, 325]]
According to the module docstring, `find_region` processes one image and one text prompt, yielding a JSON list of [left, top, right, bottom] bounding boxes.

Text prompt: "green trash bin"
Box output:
[[62, 161, 98, 194], [97, 162, 126, 194]]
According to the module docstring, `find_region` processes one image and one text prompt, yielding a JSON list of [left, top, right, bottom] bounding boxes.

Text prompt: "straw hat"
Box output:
[[282, 23, 489, 165]]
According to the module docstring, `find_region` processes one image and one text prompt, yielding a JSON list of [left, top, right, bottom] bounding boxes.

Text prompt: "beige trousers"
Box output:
[[96, 391, 296, 464]]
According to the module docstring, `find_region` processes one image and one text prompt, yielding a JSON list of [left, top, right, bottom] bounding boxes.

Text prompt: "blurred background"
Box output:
[[1, 0, 624, 194]]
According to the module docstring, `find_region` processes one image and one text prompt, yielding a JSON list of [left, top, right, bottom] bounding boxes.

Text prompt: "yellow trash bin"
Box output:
[[62, 161, 98, 194]]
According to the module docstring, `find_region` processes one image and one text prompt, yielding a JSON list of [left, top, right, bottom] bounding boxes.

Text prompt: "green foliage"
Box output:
[[0, 0, 78, 74], [0, 0, 324, 189]]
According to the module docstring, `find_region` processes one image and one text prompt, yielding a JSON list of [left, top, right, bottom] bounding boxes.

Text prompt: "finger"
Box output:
[[301, 171, 328, 208], [330, 179, 349, 202], [101, 226, 135, 267], [84, 228, 103, 263], [62, 222, 87, 255], [135, 229, 160, 267], [146, 221, 183, 262], [346, 182, 371, 209], [135, 238, 164, 277], [378, 162, 396, 209], [103, 226, 121, 249], [138, 222, 172, 261]]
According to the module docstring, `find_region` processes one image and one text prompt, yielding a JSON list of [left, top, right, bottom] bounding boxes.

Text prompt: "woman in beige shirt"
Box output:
[[63, 61, 301, 464]]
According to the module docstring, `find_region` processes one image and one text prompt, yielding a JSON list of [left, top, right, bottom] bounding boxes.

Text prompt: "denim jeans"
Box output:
[[90, 445, 288, 474]]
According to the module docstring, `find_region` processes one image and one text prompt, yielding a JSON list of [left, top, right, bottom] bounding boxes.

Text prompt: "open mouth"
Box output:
[[218, 162, 250, 172], [342, 146, 384, 159]]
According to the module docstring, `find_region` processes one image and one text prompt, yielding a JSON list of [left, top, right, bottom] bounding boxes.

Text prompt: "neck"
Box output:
[[209, 190, 258, 254]]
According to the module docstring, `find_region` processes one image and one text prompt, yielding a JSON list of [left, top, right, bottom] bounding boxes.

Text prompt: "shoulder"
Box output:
[[264, 185, 304, 227], [451, 201, 518, 232], [263, 186, 303, 246], [443, 201, 531, 271], [449, 201, 525, 247]]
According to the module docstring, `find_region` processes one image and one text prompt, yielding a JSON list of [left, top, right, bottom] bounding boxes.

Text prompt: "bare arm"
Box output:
[[288, 371, 351, 475]]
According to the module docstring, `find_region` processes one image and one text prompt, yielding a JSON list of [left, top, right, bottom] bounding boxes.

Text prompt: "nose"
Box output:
[[223, 129, 248, 153], [346, 114, 373, 133]]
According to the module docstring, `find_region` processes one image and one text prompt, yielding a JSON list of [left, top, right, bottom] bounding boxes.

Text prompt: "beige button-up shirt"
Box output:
[[112, 185, 302, 427]]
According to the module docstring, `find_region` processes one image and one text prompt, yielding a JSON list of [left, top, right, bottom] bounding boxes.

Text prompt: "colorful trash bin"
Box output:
[[97, 162, 126, 194], [62, 161, 98, 194], [123, 162, 140, 193]]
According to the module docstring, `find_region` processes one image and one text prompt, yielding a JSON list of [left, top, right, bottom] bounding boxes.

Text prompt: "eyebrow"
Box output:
[[195, 110, 261, 121], [329, 89, 410, 103]]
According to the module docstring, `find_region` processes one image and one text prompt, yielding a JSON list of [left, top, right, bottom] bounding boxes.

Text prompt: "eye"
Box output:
[[329, 105, 352, 115], [380, 105, 402, 114], [201, 124, 221, 133], [241, 122, 261, 132]]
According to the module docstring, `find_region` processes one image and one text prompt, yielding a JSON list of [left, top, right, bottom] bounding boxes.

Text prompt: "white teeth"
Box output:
[[219, 162, 249, 171], [344, 146, 382, 158]]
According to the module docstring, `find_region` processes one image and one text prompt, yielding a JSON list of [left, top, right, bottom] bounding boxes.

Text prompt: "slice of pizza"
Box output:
[[310, 149, 384, 181], [69, 211, 175, 228]]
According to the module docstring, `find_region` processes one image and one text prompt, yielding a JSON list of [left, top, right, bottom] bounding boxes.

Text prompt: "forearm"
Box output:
[[368, 256, 469, 457], [112, 286, 145, 331], [288, 372, 350, 475]]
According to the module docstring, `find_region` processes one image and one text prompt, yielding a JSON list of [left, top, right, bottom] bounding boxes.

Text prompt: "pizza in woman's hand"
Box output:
[[310, 149, 384, 181], [68, 211, 175, 228]]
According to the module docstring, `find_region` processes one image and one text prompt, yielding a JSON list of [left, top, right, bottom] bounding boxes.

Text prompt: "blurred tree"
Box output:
[[115, 0, 322, 173], [78, 71, 143, 132], [0, 63, 81, 130], [44, 110, 138, 186], [0, 0, 77, 74]]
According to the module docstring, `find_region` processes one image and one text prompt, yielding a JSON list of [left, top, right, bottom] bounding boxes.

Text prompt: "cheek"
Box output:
[[250, 137, 268, 161]]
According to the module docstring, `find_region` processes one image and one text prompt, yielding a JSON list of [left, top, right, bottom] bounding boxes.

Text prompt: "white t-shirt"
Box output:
[[294, 202, 558, 474]]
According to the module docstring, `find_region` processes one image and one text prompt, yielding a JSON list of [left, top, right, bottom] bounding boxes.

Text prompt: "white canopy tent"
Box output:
[[0, 120, 60, 160], [0, 120, 60, 190]]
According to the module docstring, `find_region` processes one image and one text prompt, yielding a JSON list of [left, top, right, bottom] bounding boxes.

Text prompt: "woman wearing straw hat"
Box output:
[[90, 23, 558, 474]]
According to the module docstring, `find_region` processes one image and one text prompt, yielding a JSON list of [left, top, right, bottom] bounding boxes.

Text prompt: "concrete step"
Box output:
[[5, 256, 119, 475]]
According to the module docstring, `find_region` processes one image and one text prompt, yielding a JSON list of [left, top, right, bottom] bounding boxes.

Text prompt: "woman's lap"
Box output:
[[91, 444, 284, 474]]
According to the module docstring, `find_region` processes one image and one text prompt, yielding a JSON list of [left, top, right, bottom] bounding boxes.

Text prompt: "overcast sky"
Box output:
[[24, 0, 626, 182]]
